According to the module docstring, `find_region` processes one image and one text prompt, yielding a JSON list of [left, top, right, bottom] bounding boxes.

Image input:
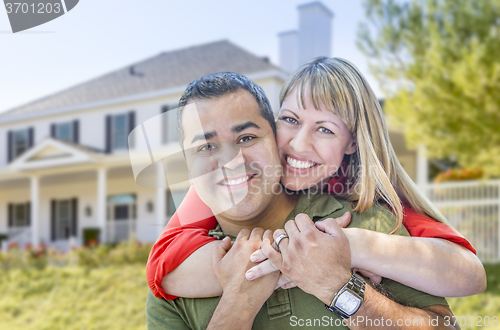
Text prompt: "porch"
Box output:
[[0, 138, 181, 251]]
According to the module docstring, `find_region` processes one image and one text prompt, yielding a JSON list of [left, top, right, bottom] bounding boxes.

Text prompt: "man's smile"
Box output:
[[218, 173, 257, 188]]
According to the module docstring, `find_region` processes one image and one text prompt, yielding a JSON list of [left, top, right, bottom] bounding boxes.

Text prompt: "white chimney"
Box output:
[[278, 30, 299, 73], [278, 2, 333, 73], [298, 2, 333, 66]]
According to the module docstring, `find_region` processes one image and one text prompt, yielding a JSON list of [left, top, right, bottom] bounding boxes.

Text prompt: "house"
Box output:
[[0, 2, 425, 251], [0, 40, 288, 250]]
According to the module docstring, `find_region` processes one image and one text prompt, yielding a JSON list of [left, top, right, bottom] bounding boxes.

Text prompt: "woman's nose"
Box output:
[[289, 128, 312, 154]]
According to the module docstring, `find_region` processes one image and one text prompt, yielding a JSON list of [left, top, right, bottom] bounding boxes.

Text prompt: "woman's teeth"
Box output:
[[222, 175, 251, 186], [286, 156, 316, 169]]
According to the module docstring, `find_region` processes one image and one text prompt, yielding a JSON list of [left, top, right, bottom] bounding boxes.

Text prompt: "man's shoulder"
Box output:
[[298, 192, 407, 235]]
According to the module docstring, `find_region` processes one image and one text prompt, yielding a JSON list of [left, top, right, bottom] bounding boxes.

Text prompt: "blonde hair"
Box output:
[[280, 57, 448, 233]]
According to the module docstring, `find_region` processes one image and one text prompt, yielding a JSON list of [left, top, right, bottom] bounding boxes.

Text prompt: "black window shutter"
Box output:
[[26, 202, 31, 226], [128, 111, 135, 148], [50, 124, 56, 138], [8, 203, 13, 227], [7, 131, 12, 163], [73, 120, 79, 144], [28, 127, 34, 148], [105, 115, 112, 153], [51, 200, 56, 241], [71, 198, 78, 237], [161, 106, 169, 144]]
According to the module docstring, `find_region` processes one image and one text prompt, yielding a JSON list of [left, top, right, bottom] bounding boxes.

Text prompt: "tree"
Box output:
[[357, 0, 500, 177]]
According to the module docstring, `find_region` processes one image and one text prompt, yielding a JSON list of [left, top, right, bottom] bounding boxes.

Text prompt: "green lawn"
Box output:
[[0, 265, 148, 330], [0, 263, 498, 330]]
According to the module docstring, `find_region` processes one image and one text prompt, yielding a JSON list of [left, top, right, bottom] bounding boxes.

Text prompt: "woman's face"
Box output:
[[277, 86, 357, 191]]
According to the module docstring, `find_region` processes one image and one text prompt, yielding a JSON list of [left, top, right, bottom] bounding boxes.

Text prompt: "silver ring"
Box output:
[[273, 233, 289, 253]]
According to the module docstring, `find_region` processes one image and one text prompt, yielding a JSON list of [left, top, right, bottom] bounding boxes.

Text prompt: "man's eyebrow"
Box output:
[[232, 121, 260, 133], [191, 131, 217, 144]]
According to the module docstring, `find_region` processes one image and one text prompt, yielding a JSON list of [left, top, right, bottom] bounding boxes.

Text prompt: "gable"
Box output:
[[9, 138, 98, 171]]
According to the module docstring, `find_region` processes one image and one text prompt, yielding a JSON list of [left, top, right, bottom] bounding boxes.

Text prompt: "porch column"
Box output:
[[156, 161, 166, 238], [30, 175, 40, 247], [97, 168, 107, 243], [416, 145, 429, 194]]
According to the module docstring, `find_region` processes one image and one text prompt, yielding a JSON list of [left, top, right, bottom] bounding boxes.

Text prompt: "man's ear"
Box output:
[[345, 132, 357, 155]]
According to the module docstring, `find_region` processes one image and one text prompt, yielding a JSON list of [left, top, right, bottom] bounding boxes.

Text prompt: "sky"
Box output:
[[0, 0, 380, 114]]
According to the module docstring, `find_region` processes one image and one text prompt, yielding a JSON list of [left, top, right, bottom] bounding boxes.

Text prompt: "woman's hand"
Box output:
[[246, 250, 295, 289], [245, 212, 353, 289]]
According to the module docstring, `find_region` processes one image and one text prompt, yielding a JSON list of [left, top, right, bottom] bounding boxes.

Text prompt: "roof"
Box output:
[[1, 40, 282, 119]]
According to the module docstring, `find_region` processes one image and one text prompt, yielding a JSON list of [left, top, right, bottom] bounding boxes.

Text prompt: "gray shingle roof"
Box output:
[[1, 40, 282, 119]]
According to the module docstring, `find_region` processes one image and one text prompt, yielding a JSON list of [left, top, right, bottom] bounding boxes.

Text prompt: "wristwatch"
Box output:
[[325, 273, 365, 319]]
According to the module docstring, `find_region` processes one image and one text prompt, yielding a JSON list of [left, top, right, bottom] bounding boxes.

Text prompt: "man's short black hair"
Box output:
[[176, 72, 276, 148]]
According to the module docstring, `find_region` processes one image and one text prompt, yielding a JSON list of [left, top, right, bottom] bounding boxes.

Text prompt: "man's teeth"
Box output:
[[222, 175, 251, 186], [286, 157, 316, 169]]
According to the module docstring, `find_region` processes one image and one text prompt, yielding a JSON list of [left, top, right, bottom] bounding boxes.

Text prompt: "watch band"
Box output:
[[325, 273, 366, 319]]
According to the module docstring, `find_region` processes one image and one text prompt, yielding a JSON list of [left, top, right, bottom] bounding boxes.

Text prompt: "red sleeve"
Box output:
[[146, 186, 218, 300], [402, 203, 476, 254]]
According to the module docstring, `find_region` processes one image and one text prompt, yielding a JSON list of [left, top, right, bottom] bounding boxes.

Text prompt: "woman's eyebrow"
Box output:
[[316, 120, 340, 129], [281, 109, 299, 119]]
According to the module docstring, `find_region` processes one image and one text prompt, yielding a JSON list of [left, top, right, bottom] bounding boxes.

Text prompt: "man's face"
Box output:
[[181, 89, 282, 221]]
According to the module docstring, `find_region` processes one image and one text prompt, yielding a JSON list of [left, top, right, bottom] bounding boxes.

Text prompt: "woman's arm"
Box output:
[[346, 228, 486, 297], [146, 186, 220, 300], [248, 208, 486, 297], [161, 240, 223, 298]]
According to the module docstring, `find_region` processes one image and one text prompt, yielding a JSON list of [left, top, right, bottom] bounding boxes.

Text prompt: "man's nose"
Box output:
[[289, 127, 312, 154], [219, 145, 245, 170]]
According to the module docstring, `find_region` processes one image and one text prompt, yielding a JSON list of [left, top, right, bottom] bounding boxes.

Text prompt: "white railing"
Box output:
[[6, 226, 32, 250], [106, 219, 136, 243], [423, 179, 500, 263]]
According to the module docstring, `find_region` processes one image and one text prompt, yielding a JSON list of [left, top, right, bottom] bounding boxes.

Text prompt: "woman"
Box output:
[[147, 57, 485, 300]]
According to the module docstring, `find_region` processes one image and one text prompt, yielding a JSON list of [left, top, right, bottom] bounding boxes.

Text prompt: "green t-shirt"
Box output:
[[146, 192, 448, 330]]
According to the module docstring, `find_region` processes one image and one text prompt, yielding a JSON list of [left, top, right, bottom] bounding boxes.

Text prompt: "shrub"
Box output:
[[1, 235, 153, 270]]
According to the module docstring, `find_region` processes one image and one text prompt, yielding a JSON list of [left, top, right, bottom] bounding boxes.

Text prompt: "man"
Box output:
[[146, 72, 459, 329]]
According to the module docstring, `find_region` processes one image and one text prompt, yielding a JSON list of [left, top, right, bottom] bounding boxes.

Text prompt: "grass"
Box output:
[[0, 260, 498, 330], [0, 265, 148, 330]]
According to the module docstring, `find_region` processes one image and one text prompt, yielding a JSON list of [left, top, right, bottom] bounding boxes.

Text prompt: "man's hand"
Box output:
[[207, 228, 280, 330], [317, 217, 382, 284], [260, 213, 352, 305]]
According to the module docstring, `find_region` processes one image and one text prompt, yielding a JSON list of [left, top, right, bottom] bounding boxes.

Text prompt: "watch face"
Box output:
[[335, 291, 361, 314]]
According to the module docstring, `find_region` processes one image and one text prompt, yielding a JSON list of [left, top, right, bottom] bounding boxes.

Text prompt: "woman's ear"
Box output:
[[345, 133, 357, 155]]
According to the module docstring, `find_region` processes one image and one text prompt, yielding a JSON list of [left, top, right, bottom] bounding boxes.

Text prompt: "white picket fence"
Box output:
[[423, 179, 500, 263]]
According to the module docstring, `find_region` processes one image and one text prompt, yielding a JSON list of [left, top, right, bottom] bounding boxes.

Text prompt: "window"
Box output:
[[166, 189, 176, 217], [56, 122, 73, 142], [51, 199, 77, 241], [166, 189, 187, 217], [107, 194, 136, 221], [13, 129, 29, 158], [55, 200, 72, 240], [51, 121, 79, 143], [162, 105, 179, 144], [113, 114, 128, 150], [8, 127, 33, 162], [105, 112, 134, 152], [8, 203, 29, 227], [114, 205, 129, 220]]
